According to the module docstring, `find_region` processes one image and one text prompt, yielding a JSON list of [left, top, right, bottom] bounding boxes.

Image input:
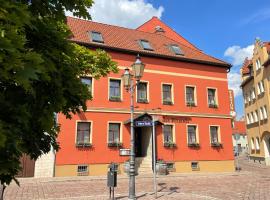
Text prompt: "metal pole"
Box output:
[[128, 79, 136, 199], [152, 116, 157, 198]]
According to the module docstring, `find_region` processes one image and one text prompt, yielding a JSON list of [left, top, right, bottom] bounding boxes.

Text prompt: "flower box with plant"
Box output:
[[137, 98, 148, 103], [109, 96, 121, 101], [163, 141, 176, 148], [108, 142, 123, 147], [211, 142, 222, 147], [186, 101, 196, 107], [163, 100, 173, 105], [188, 142, 200, 147], [209, 103, 218, 108], [76, 142, 92, 148]]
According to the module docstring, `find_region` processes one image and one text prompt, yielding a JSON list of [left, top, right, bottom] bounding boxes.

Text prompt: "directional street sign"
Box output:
[[135, 121, 153, 127]]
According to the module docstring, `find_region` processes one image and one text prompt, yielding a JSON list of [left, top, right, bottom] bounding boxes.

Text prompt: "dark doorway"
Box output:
[[135, 127, 143, 157]]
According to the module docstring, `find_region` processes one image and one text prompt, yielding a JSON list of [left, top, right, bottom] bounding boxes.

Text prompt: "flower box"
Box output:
[[163, 142, 176, 148], [211, 142, 222, 147], [188, 142, 200, 147], [109, 96, 121, 102], [108, 142, 123, 147]]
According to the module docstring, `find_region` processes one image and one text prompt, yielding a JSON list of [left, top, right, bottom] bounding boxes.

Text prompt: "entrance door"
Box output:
[[17, 154, 35, 177], [135, 127, 152, 158], [135, 127, 143, 157]]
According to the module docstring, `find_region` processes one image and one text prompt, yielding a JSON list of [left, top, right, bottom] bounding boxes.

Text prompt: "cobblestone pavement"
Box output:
[[4, 156, 270, 200]]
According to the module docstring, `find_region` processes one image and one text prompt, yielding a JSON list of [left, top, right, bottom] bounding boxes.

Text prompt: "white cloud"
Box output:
[[243, 8, 270, 24], [228, 72, 242, 97], [224, 45, 254, 66], [88, 0, 164, 28]]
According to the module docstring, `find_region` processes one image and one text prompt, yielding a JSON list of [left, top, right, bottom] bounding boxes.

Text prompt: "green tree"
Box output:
[[0, 0, 117, 197]]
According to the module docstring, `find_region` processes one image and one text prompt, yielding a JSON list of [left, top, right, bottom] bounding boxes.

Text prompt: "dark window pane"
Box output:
[[140, 40, 153, 50], [210, 126, 218, 143], [186, 87, 195, 102], [91, 32, 104, 43], [163, 84, 172, 101], [163, 125, 173, 142], [188, 125, 196, 143], [110, 80, 121, 97], [208, 89, 216, 105], [170, 45, 183, 55], [109, 123, 120, 143], [81, 77, 92, 93], [137, 82, 147, 101], [77, 122, 91, 144]]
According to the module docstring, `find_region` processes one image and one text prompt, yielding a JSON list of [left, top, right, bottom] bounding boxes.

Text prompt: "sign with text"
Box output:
[[163, 116, 191, 123], [135, 121, 153, 127], [119, 149, 130, 156]]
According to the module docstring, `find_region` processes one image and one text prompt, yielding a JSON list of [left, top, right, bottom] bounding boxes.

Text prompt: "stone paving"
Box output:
[[4, 156, 270, 200]]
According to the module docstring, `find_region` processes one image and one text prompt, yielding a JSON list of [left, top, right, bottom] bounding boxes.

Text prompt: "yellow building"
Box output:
[[240, 39, 270, 165]]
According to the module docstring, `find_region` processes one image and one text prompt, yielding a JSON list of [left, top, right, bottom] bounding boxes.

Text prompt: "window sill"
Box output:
[[186, 102, 196, 107], [188, 143, 200, 148], [137, 99, 149, 104], [163, 101, 173, 105], [211, 142, 222, 147], [208, 104, 218, 108], [109, 97, 121, 102], [76, 143, 92, 148], [108, 142, 123, 147], [163, 142, 176, 148]]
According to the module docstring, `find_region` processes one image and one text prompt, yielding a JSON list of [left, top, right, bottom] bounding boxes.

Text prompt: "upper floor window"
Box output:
[[210, 126, 221, 146], [208, 88, 218, 108], [187, 125, 199, 146], [76, 122, 91, 146], [162, 84, 173, 105], [260, 107, 264, 120], [186, 86, 196, 106], [249, 113, 254, 123], [251, 138, 255, 150], [169, 44, 183, 55], [137, 82, 148, 103], [139, 40, 153, 51], [255, 137, 260, 150], [108, 123, 122, 146], [90, 31, 104, 43], [163, 124, 175, 147], [109, 79, 121, 101], [263, 106, 268, 119], [246, 114, 250, 124], [81, 77, 93, 94], [251, 88, 256, 100], [256, 59, 261, 70], [254, 110, 259, 122]]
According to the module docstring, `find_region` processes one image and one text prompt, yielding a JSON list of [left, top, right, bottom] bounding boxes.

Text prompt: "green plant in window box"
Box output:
[[188, 142, 200, 147], [163, 100, 173, 105], [108, 142, 123, 147], [209, 103, 218, 108], [137, 98, 148, 103], [76, 142, 92, 147], [211, 142, 222, 147], [110, 96, 121, 101], [164, 141, 176, 148], [186, 101, 196, 107]]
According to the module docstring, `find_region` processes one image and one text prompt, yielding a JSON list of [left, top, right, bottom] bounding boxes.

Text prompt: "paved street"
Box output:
[[4, 155, 270, 200]]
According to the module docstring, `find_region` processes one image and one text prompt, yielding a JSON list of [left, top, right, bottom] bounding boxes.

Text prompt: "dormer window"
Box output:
[[90, 31, 104, 43], [169, 44, 184, 55], [139, 40, 153, 51]]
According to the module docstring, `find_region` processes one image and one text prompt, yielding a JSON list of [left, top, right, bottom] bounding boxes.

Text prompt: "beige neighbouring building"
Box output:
[[240, 39, 270, 165]]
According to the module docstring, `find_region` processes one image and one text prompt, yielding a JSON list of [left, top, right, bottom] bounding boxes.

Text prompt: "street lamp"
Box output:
[[122, 55, 145, 199]]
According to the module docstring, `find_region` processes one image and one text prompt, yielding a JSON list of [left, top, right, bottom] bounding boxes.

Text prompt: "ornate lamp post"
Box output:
[[122, 55, 145, 199]]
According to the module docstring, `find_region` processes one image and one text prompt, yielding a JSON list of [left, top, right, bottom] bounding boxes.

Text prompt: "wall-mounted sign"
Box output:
[[119, 149, 130, 156], [135, 121, 153, 127], [163, 116, 191, 123], [229, 89, 235, 112]]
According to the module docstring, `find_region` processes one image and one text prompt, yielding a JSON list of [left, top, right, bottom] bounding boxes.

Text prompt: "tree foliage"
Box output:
[[0, 0, 117, 186]]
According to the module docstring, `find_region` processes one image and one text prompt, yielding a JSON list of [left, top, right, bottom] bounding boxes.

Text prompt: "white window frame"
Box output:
[[251, 138, 255, 150], [186, 124, 199, 144], [162, 123, 176, 144], [260, 107, 264, 120], [255, 137, 260, 150], [246, 114, 250, 124], [254, 110, 259, 122], [260, 81, 265, 93], [75, 120, 93, 145], [161, 83, 174, 104], [185, 85, 197, 106], [209, 125, 221, 144], [80, 76, 94, 98], [136, 80, 150, 103], [252, 89, 256, 100], [263, 106, 268, 119], [108, 77, 123, 101], [249, 113, 254, 123], [107, 121, 123, 143], [257, 83, 261, 95], [207, 87, 218, 107]]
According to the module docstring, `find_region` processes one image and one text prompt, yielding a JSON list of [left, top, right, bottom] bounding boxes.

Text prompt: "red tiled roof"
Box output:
[[136, 16, 199, 51], [241, 58, 252, 75], [264, 42, 270, 54], [67, 17, 230, 67], [232, 121, 246, 135]]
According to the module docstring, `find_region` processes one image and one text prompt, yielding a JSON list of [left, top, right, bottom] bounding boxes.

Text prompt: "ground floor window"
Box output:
[[108, 123, 122, 147]]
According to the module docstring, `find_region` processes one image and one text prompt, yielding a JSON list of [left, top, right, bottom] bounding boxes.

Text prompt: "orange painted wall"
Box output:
[[56, 51, 234, 165]]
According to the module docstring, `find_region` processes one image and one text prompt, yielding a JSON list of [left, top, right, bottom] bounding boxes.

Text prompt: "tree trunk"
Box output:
[[0, 184, 5, 200]]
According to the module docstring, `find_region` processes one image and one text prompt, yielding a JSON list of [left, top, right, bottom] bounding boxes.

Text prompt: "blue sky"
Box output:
[[84, 0, 270, 118]]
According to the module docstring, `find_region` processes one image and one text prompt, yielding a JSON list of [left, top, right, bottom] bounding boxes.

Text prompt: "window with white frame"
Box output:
[[207, 88, 217, 107], [249, 113, 254, 123], [260, 107, 264, 120], [137, 82, 148, 103], [248, 92, 251, 102], [254, 110, 259, 122], [256, 59, 261, 70], [187, 125, 198, 145], [108, 123, 121, 146], [244, 93, 248, 104], [109, 79, 121, 101], [163, 125, 175, 145], [252, 88, 256, 100], [251, 138, 255, 150], [255, 137, 260, 150], [257, 83, 261, 95], [263, 106, 268, 119], [186, 86, 196, 106], [81, 77, 93, 94], [162, 84, 173, 104], [210, 126, 220, 144], [76, 122, 91, 145], [246, 114, 250, 124]]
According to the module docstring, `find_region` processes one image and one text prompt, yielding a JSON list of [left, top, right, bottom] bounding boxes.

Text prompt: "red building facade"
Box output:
[[55, 17, 234, 176]]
